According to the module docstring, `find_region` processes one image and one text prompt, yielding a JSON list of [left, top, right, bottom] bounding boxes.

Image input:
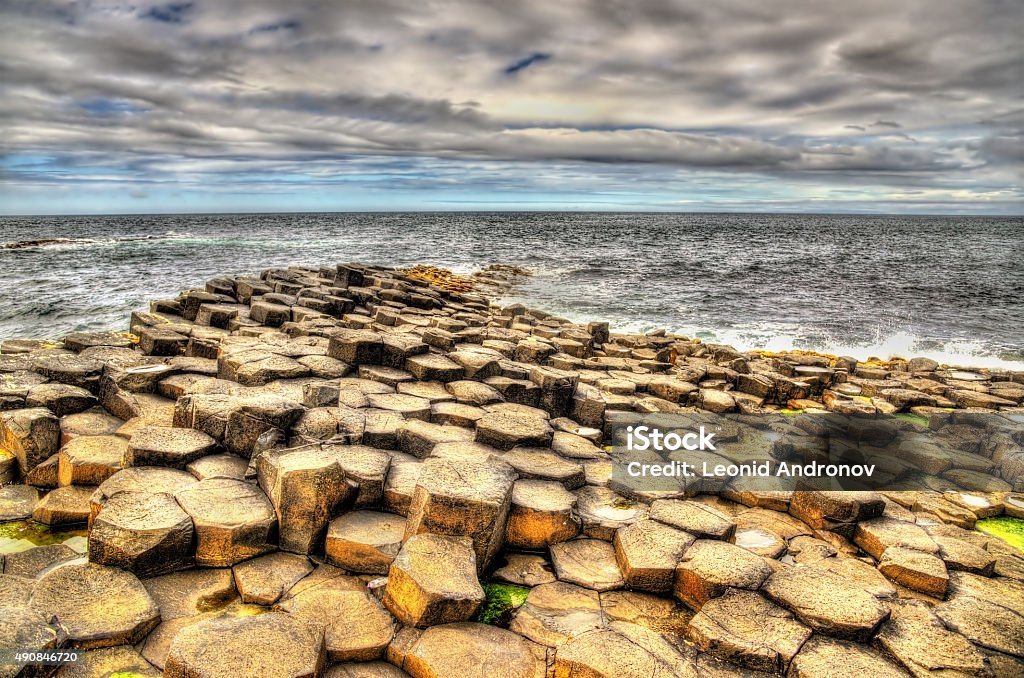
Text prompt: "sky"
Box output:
[[0, 0, 1021, 214]]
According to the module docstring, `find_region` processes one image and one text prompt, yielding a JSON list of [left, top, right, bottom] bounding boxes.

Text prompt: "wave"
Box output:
[[1, 232, 195, 250]]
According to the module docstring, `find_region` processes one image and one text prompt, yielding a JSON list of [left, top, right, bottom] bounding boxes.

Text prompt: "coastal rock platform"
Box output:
[[1, 261, 1023, 677]]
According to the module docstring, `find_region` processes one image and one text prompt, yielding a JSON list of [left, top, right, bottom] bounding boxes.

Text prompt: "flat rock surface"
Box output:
[[29, 562, 160, 648], [88, 490, 194, 576], [761, 566, 890, 641], [165, 611, 326, 678], [326, 510, 405, 575], [550, 538, 625, 591], [402, 623, 544, 678], [174, 477, 277, 566], [674, 539, 772, 610], [233, 551, 313, 605], [509, 580, 603, 647], [0, 483, 40, 520]]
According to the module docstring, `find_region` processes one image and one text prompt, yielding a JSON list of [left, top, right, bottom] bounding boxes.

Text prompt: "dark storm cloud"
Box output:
[[0, 0, 1021, 210]]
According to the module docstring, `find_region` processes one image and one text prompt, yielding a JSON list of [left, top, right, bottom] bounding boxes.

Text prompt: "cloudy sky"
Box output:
[[0, 0, 1021, 214]]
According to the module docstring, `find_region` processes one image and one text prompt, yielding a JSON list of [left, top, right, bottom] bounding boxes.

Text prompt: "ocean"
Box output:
[[1, 212, 1022, 368]]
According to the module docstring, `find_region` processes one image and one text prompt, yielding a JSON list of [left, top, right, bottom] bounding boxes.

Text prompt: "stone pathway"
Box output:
[[0, 261, 1022, 677]]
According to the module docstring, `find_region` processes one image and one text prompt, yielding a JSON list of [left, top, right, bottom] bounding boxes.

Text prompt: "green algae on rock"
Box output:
[[476, 583, 530, 626], [0, 518, 88, 554], [976, 516, 1024, 552]]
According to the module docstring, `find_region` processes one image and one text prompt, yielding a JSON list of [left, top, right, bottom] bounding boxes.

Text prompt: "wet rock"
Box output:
[[0, 483, 40, 520], [326, 510, 405, 574], [125, 425, 218, 468], [509, 581, 603, 647], [165, 611, 326, 678], [574, 486, 648, 541], [402, 622, 543, 678], [505, 479, 580, 549], [382, 534, 485, 628], [32, 485, 93, 525], [673, 539, 772, 610], [613, 520, 694, 593], [761, 566, 890, 641], [788, 635, 911, 678], [142, 568, 236, 620], [878, 546, 949, 598], [404, 454, 516, 571], [876, 599, 992, 677], [174, 478, 278, 566], [475, 411, 553, 450], [493, 553, 558, 587], [256, 444, 350, 554], [550, 538, 625, 591], [58, 434, 126, 486], [25, 382, 97, 416], [30, 562, 160, 649], [89, 490, 194, 576], [650, 499, 736, 541], [686, 589, 811, 673], [2, 407, 60, 475], [232, 551, 313, 605]]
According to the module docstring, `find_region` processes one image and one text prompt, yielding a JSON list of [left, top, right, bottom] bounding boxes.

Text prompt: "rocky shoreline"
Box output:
[[1, 261, 1023, 677]]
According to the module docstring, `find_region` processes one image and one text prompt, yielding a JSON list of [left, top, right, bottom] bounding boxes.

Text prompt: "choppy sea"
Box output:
[[1, 212, 1022, 368]]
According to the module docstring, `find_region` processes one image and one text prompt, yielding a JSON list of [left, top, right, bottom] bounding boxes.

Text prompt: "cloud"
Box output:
[[0, 0, 1021, 213]]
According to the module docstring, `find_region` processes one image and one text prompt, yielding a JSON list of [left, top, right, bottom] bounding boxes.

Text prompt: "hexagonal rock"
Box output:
[[382, 534, 485, 628], [125, 425, 218, 468], [404, 353, 464, 382], [789, 490, 885, 534], [445, 380, 503, 407], [493, 553, 557, 587], [1, 407, 60, 475], [89, 490, 194, 577], [404, 454, 517, 571], [329, 443, 392, 508], [934, 577, 1024, 658], [649, 499, 736, 541], [32, 485, 94, 525], [256, 444, 351, 554], [141, 568, 237, 620], [174, 478, 278, 566], [853, 517, 940, 560], [686, 589, 811, 673], [0, 606, 65, 672], [366, 393, 432, 421], [876, 599, 991, 678], [233, 551, 313, 605], [501, 447, 585, 489], [328, 329, 384, 365], [323, 664, 409, 678], [165, 612, 327, 678], [90, 466, 197, 522], [32, 353, 105, 389], [29, 562, 160, 649], [3, 543, 76, 578], [475, 411, 553, 451], [187, 453, 249, 481], [277, 580, 396, 662], [395, 623, 541, 678], [878, 546, 949, 598], [26, 382, 98, 416], [326, 510, 405, 574], [509, 581, 603, 647], [60, 408, 124, 444], [788, 635, 911, 678], [396, 419, 475, 458], [613, 520, 695, 593], [0, 483, 40, 520], [550, 538, 625, 592], [58, 645, 163, 677], [673, 539, 772, 610], [505, 479, 580, 550], [552, 627, 679, 678], [58, 435, 126, 486], [762, 566, 890, 641], [574, 486, 648, 541]]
